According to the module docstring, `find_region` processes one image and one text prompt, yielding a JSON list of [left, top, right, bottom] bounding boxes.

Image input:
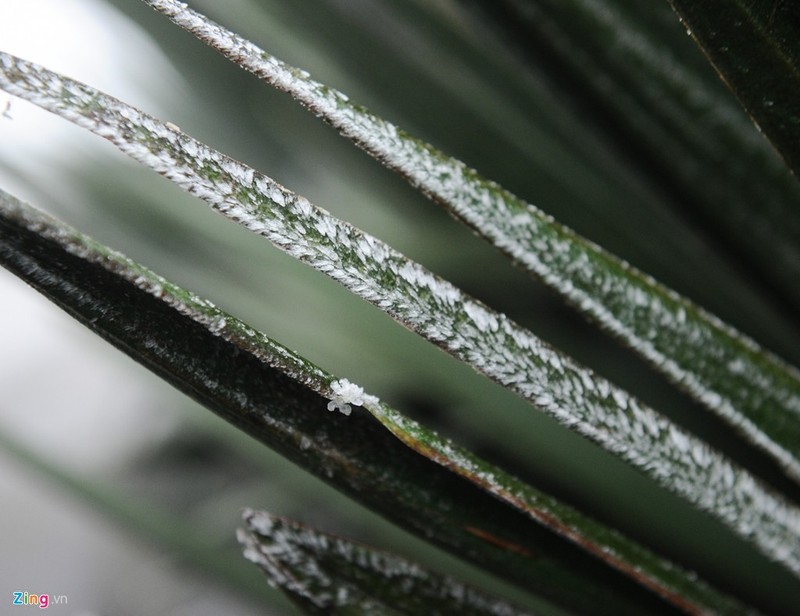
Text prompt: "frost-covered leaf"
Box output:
[[2, 51, 800, 579], [668, 0, 800, 179], [139, 0, 800, 487], [0, 190, 752, 614], [361, 386, 756, 615], [238, 509, 532, 616]]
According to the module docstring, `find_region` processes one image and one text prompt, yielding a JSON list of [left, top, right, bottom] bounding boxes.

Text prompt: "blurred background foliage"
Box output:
[[1, 0, 799, 613]]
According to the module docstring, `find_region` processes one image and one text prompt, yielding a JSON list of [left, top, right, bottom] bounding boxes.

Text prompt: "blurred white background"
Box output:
[[0, 2, 271, 613]]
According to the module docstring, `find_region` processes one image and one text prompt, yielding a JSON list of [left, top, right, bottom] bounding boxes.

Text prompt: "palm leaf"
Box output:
[[668, 0, 800, 178], [139, 0, 800, 485], [458, 0, 800, 317], [0, 188, 752, 614], [3, 50, 800, 580], [238, 509, 532, 615]]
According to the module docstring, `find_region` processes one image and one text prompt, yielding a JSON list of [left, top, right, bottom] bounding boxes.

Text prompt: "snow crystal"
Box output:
[[326, 378, 379, 416], [510, 212, 532, 226], [208, 316, 226, 333], [727, 358, 747, 375], [236, 528, 264, 566], [247, 512, 274, 537], [611, 389, 628, 410]]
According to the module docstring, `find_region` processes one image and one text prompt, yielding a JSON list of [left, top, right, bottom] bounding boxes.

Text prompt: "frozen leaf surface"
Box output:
[[2, 51, 800, 577], [140, 0, 800, 488], [0, 189, 752, 614], [238, 509, 531, 615]]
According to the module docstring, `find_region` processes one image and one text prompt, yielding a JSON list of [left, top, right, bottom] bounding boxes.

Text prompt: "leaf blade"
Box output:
[[2, 50, 799, 578], [137, 0, 800, 488], [667, 0, 800, 178], [459, 0, 800, 318], [0, 188, 752, 614], [238, 509, 533, 616]]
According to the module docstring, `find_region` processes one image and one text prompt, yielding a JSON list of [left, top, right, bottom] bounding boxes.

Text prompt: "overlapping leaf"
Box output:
[[1, 51, 799, 580], [0, 188, 755, 614], [138, 0, 800, 488], [459, 0, 800, 318]]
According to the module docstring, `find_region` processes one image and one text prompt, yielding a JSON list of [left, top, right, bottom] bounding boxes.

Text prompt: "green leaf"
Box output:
[[2, 50, 799, 579], [458, 0, 800, 318], [667, 0, 800, 178], [0, 189, 752, 614], [361, 383, 756, 615], [137, 0, 800, 487], [238, 509, 531, 615]]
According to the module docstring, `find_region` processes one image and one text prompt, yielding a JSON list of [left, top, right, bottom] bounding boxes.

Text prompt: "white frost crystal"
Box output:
[[326, 378, 379, 416]]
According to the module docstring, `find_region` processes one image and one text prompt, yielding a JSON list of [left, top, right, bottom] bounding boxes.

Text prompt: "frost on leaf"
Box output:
[[135, 0, 800, 493], [326, 378, 379, 416], [4, 49, 800, 575], [238, 508, 530, 615]]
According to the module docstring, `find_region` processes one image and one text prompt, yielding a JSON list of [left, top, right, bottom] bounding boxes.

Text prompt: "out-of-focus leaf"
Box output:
[[457, 0, 800, 319], [0, 428, 280, 607], [667, 0, 800, 178], [238, 509, 532, 616], [0, 189, 756, 614], [138, 0, 800, 487], [113, 0, 795, 357], [2, 51, 799, 580]]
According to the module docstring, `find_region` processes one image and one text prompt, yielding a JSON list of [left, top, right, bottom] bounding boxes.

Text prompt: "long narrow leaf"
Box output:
[[2, 51, 799, 579], [139, 0, 800, 488], [0, 188, 752, 614], [667, 0, 800, 178], [238, 509, 532, 615], [459, 0, 800, 317], [354, 382, 756, 614]]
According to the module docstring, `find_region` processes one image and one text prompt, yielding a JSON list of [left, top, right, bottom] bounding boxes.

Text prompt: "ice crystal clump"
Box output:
[[326, 378, 379, 416]]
